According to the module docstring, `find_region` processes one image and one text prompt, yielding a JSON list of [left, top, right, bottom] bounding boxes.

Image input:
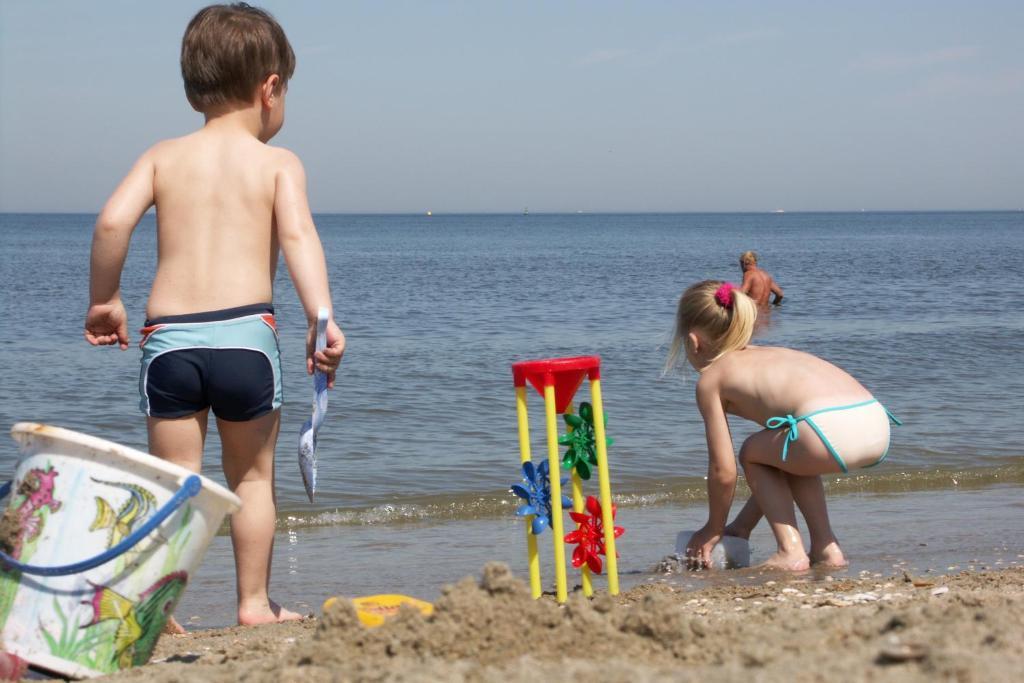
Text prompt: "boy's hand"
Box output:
[[684, 523, 722, 570], [84, 302, 130, 350], [307, 319, 345, 388]]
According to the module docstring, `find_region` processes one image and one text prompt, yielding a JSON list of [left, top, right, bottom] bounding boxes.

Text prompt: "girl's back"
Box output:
[[706, 346, 872, 424]]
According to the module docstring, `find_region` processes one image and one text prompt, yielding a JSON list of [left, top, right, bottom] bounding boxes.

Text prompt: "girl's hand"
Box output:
[[307, 319, 346, 388], [84, 301, 129, 350], [685, 523, 723, 570]]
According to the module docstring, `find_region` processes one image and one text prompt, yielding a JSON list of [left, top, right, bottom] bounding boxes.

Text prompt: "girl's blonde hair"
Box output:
[[665, 280, 757, 371]]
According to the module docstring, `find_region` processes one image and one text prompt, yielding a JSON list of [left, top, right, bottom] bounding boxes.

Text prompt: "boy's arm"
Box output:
[[274, 150, 346, 386], [686, 377, 737, 568], [770, 278, 784, 305], [85, 151, 156, 350]]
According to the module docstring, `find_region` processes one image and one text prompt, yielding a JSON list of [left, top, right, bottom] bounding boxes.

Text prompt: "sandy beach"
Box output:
[[2, 0, 1021, 680], [88, 563, 1024, 682]]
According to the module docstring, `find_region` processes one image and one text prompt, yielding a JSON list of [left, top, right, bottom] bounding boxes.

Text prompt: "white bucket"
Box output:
[[0, 423, 240, 678], [675, 530, 751, 569]]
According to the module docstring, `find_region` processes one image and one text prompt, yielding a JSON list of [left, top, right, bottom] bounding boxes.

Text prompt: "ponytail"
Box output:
[[665, 280, 756, 372]]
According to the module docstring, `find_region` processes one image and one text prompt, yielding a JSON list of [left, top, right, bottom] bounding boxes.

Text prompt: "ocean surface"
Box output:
[[1, 211, 1022, 626]]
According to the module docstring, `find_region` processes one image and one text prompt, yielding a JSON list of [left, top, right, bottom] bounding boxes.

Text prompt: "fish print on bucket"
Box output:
[[0, 465, 63, 628], [80, 570, 188, 670], [89, 479, 157, 549], [0, 466, 62, 559]]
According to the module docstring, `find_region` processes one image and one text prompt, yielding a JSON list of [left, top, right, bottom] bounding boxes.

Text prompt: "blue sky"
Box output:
[[1, 1, 1021, 212]]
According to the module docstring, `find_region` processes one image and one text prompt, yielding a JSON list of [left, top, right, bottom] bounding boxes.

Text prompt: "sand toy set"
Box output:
[[510, 356, 625, 603]]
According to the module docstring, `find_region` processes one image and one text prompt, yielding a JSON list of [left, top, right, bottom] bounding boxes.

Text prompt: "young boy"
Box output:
[[84, 3, 345, 627]]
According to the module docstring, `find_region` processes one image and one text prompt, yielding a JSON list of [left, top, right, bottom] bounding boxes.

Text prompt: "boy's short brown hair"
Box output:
[[181, 3, 295, 112]]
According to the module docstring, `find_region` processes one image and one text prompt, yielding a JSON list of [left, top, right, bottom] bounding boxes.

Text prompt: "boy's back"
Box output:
[[148, 129, 284, 317]]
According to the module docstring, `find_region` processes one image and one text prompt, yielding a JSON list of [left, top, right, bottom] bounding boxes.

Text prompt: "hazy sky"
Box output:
[[1, 1, 1021, 212]]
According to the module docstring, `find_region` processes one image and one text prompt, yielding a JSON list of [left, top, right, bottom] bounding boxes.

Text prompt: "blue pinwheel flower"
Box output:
[[511, 460, 571, 535]]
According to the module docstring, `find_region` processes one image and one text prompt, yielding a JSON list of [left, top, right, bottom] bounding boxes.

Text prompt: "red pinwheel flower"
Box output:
[[564, 495, 624, 574]]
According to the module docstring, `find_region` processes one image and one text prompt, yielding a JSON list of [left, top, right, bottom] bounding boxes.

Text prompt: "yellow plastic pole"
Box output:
[[589, 377, 619, 595], [565, 403, 593, 596], [515, 386, 542, 600], [543, 381, 568, 603]]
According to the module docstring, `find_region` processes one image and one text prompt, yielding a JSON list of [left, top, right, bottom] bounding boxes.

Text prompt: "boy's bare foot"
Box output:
[[162, 615, 187, 635], [238, 599, 304, 626], [809, 542, 848, 568], [760, 549, 810, 571]]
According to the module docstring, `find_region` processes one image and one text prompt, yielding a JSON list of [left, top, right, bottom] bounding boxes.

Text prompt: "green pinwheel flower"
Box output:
[[558, 402, 613, 480]]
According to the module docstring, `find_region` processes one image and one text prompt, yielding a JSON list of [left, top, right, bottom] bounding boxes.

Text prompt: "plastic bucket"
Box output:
[[675, 530, 751, 569], [0, 423, 240, 678]]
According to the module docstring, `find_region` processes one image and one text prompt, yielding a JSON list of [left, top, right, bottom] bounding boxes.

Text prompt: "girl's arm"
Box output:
[[685, 376, 738, 568], [85, 150, 156, 349], [274, 150, 346, 386], [696, 378, 738, 529]]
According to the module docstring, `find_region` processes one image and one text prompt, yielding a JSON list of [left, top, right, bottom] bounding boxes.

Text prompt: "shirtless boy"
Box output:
[[739, 251, 784, 307], [84, 3, 345, 626]]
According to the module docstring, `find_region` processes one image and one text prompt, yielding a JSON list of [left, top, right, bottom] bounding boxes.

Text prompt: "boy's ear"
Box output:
[[260, 74, 281, 108]]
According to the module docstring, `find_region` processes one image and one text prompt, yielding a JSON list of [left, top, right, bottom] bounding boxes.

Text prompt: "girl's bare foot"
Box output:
[[810, 541, 848, 568], [760, 549, 810, 571], [238, 599, 304, 626]]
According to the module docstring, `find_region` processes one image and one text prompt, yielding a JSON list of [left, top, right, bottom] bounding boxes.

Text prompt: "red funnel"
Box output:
[[511, 356, 601, 414]]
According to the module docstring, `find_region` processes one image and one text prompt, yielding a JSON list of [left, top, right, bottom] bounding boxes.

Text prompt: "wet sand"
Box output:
[[93, 563, 1024, 682]]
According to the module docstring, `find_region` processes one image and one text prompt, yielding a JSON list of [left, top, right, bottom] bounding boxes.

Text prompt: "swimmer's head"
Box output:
[[666, 280, 757, 372], [739, 251, 758, 269], [181, 3, 295, 114]]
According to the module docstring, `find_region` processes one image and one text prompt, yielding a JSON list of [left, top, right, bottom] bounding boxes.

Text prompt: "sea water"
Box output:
[[1, 212, 1022, 625]]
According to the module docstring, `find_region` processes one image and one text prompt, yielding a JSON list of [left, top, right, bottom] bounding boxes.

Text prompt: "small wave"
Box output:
[[273, 462, 1024, 530]]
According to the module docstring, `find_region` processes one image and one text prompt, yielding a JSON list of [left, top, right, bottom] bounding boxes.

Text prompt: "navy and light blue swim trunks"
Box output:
[[138, 303, 283, 421]]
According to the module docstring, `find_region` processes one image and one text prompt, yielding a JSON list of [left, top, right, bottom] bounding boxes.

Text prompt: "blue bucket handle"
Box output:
[[0, 474, 202, 577]]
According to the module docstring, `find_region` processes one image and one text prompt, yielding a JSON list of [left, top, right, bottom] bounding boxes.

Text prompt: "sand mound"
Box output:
[[105, 564, 1024, 683], [298, 562, 693, 671]]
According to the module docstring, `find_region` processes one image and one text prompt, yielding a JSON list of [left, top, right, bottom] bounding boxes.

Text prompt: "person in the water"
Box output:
[[739, 251, 784, 308]]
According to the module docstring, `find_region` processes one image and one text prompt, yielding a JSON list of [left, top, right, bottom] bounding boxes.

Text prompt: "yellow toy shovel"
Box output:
[[322, 594, 434, 628]]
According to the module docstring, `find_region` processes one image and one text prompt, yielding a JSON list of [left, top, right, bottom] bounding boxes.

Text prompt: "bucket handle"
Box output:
[[0, 474, 202, 577]]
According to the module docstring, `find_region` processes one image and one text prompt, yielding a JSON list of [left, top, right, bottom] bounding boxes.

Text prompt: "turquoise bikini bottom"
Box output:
[[765, 399, 902, 474]]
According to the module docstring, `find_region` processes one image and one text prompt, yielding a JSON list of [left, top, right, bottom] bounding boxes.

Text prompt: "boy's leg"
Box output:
[[148, 410, 209, 634], [217, 409, 302, 625], [147, 410, 209, 473], [785, 474, 847, 567]]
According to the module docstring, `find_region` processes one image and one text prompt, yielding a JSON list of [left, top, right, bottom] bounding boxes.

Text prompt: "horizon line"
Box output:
[[1, 209, 1022, 217]]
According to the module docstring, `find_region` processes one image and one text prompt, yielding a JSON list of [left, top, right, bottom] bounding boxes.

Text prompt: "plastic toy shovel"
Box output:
[[298, 307, 329, 503]]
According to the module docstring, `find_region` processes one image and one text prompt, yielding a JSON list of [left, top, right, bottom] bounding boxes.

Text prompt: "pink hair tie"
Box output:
[[714, 282, 736, 309]]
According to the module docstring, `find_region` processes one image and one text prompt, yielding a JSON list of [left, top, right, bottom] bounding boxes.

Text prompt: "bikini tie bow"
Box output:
[[765, 414, 801, 462]]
